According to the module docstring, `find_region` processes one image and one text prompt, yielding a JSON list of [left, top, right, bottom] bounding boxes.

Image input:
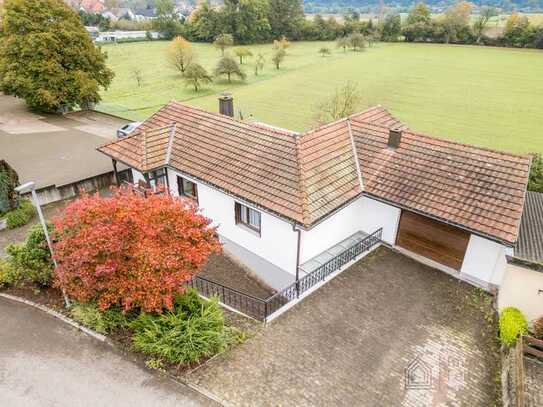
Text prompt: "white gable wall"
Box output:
[[164, 169, 299, 289]]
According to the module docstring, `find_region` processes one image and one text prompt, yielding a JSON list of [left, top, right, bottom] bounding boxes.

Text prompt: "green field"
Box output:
[[98, 40, 543, 154]]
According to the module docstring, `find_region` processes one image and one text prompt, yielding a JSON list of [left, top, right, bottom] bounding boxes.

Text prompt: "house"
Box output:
[[97, 95, 532, 294]]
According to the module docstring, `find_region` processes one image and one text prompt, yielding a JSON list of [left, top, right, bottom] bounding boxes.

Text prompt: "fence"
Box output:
[[191, 228, 382, 321]]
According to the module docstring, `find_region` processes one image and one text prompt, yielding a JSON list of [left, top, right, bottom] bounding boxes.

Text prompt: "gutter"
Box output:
[[292, 222, 302, 297]]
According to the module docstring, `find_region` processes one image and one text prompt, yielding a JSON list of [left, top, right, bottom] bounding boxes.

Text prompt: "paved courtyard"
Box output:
[[187, 247, 501, 406], [0, 94, 128, 190]]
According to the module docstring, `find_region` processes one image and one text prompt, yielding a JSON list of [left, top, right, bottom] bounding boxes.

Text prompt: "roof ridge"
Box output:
[[164, 123, 176, 165], [347, 118, 364, 192], [295, 136, 310, 225], [354, 120, 530, 161]]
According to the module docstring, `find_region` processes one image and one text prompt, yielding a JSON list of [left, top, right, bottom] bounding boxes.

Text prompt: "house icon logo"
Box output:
[[405, 357, 433, 390]]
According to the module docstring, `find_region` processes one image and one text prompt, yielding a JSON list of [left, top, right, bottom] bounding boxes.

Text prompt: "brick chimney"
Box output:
[[218, 93, 234, 117], [388, 127, 402, 149]]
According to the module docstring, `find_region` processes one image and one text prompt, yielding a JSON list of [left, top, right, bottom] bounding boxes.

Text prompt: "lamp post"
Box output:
[[15, 182, 70, 307]]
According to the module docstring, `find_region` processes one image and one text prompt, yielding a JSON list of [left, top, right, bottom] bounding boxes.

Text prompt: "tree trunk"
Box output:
[[227, 73, 231, 82]]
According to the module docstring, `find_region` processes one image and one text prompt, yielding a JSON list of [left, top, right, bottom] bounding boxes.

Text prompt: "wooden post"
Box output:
[[112, 159, 120, 185]]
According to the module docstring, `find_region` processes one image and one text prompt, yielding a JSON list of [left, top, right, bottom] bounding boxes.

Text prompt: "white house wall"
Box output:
[[166, 169, 298, 290], [460, 234, 508, 289], [299, 196, 400, 264]]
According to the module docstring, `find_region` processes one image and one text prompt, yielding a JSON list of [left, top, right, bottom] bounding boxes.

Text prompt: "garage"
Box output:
[[395, 211, 470, 270]]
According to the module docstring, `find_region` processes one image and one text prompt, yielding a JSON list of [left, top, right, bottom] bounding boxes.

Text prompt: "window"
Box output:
[[177, 176, 198, 202], [148, 168, 166, 190], [235, 202, 261, 235]]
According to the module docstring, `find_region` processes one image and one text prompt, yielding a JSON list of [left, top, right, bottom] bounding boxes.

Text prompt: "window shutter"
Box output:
[[193, 183, 198, 203], [235, 202, 240, 223]]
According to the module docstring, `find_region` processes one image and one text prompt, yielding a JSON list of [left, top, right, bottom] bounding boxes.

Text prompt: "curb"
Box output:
[[0, 293, 109, 343]]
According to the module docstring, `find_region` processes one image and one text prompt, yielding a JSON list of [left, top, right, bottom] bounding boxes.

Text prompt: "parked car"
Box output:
[[117, 122, 142, 139]]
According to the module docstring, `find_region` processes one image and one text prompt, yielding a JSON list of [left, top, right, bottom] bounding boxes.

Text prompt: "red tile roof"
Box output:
[[98, 102, 531, 244]]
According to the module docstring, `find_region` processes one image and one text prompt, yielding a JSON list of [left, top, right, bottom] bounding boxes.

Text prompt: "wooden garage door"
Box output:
[[395, 211, 470, 270]]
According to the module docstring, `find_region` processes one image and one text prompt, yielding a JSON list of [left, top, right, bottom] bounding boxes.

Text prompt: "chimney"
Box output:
[[218, 93, 234, 117], [388, 127, 402, 149]]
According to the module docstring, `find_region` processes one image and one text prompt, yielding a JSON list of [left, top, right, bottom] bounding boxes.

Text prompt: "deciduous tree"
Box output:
[[0, 0, 114, 113], [168, 36, 194, 74], [271, 48, 286, 69], [214, 55, 246, 82], [234, 47, 253, 64], [314, 82, 361, 124], [319, 47, 331, 56], [528, 153, 543, 192], [254, 53, 265, 75], [348, 32, 366, 51], [52, 188, 221, 312], [336, 36, 349, 52], [268, 0, 304, 39], [183, 63, 213, 91], [213, 33, 234, 55]]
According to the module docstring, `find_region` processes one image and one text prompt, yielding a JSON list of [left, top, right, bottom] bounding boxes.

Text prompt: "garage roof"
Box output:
[[97, 101, 531, 244], [515, 192, 543, 264]]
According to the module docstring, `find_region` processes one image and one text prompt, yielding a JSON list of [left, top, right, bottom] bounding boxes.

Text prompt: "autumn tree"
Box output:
[[234, 47, 253, 64], [52, 188, 221, 312], [272, 36, 291, 51], [213, 33, 234, 55], [272, 48, 286, 69], [0, 0, 114, 112], [168, 36, 194, 74], [214, 55, 246, 83], [183, 63, 213, 91], [315, 82, 362, 124]]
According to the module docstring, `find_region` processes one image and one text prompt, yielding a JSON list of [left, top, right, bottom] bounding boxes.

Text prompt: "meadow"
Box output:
[[98, 40, 543, 154]]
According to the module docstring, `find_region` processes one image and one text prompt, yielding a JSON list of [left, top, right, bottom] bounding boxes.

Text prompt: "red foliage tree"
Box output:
[[52, 188, 221, 312]]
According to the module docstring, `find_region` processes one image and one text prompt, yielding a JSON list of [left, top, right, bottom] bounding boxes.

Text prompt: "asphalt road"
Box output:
[[0, 297, 217, 407]]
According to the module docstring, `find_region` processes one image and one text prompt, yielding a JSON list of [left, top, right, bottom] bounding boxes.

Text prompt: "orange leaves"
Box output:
[[52, 188, 221, 312]]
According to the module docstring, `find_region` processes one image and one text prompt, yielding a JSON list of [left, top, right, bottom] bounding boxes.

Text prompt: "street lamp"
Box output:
[[15, 182, 70, 307]]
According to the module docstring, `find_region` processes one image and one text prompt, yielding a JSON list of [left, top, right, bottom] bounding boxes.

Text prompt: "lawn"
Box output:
[[98, 40, 543, 154]]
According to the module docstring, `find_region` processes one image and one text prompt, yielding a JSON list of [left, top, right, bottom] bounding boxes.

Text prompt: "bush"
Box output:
[[3, 224, 53, 286], [71, 303, 130, 334], [130, 289, 232, 364], [533, 316, 543, 339], [499, 307, 528, 346], [53, 189, 220, 312], [4, 200, 36, 229]]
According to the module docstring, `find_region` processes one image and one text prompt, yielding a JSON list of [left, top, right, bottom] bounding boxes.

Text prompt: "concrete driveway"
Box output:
[[187, 247, 501, 406], [0, 297, 217, 407]]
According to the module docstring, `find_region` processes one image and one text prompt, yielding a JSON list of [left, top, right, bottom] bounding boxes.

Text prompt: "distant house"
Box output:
[[95, 30, 161, 42], [98, 96, 532, 294], [85, 26, 99, 40], [133, 8, 157, 21]]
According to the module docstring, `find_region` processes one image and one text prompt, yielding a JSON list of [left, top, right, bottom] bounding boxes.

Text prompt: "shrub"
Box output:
[[5, 200, 36, 229], [533, 316, 543, 339], [71, 302, 130, 334], [53, 189, 221, 312], [130, 289, 230, 364], [499, 307, 528, 346], [4, 224, 53, 286]]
